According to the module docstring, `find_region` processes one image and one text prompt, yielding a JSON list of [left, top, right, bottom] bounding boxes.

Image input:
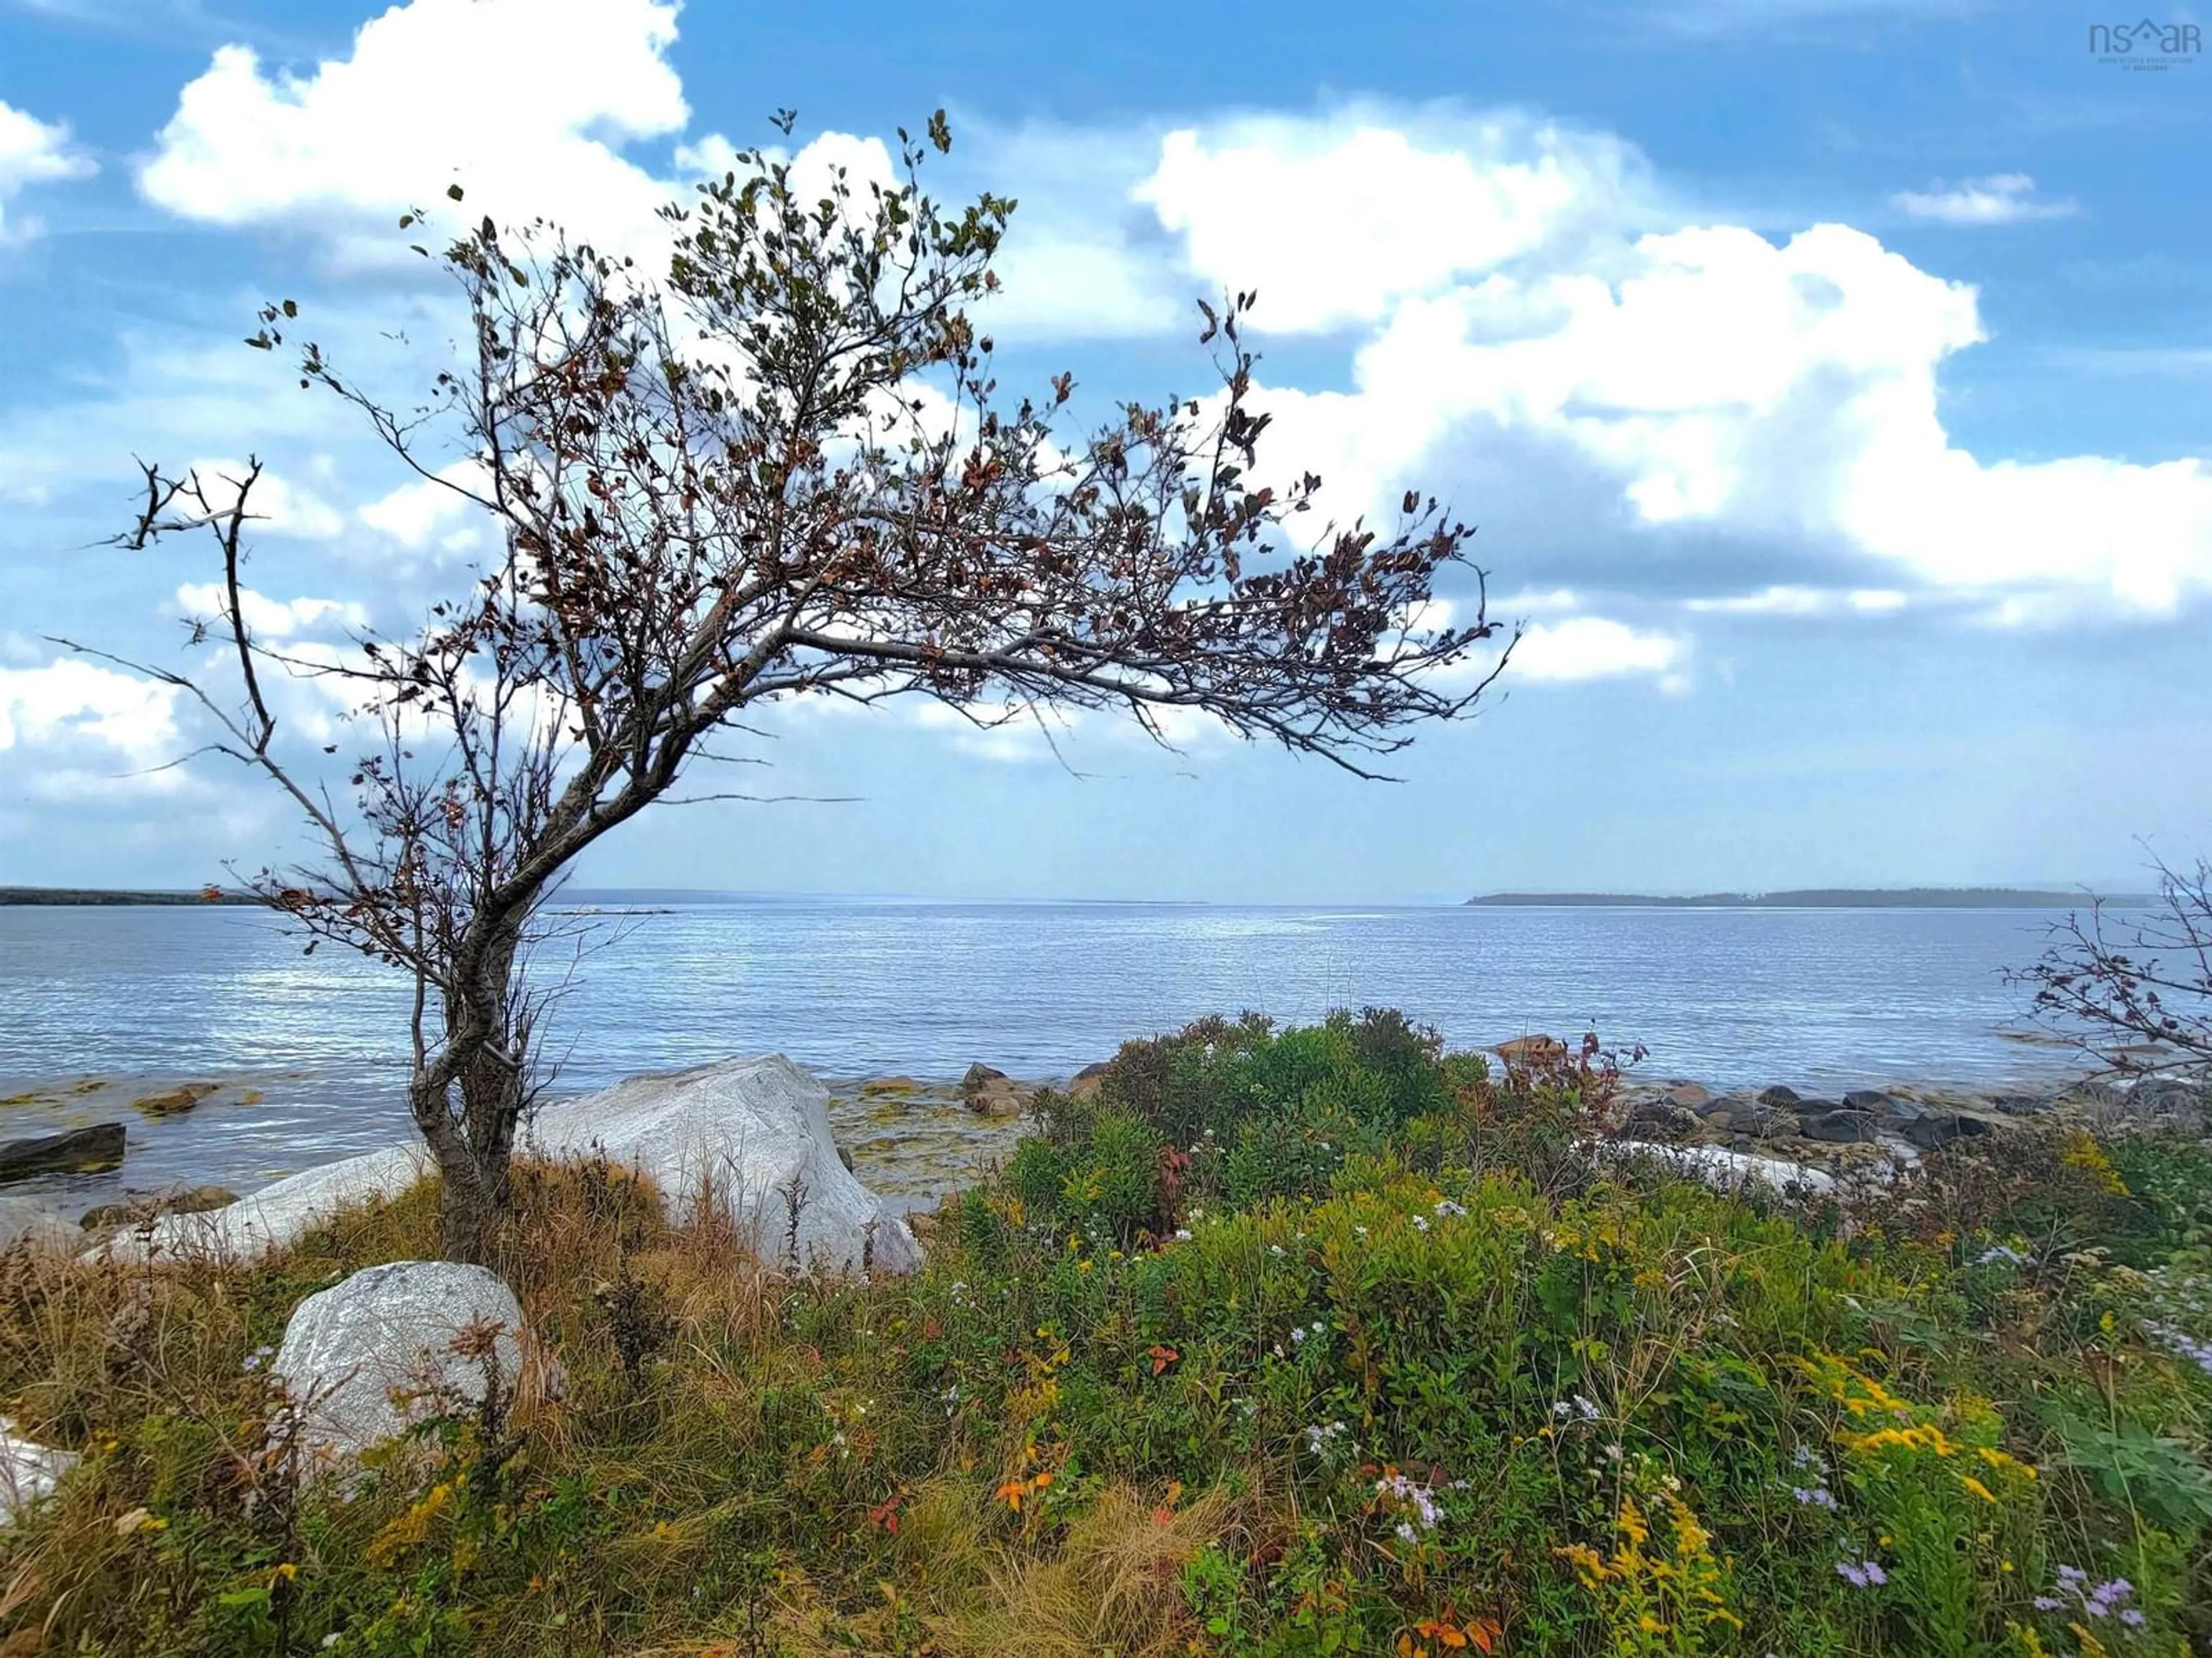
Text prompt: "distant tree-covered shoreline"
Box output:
[[1464, 887, 2121, 909], [0, 888, 263, 907]]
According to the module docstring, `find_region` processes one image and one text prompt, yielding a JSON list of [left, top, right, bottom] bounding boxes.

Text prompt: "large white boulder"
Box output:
[[98, 1054, 914, 1273], [1582, 1138, 1840, 1197], [525, 1054, 921, 1274], [273, 1260, 525, 1463], [97, 1144, 434, 1264], [0, 1417, 77, 1524]]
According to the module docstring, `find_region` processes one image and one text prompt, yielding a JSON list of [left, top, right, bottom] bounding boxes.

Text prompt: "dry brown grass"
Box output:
[[942, 1483, 1241, 1658]]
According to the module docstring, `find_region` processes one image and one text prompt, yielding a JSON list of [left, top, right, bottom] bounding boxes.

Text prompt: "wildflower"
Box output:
[[1172, 1228, 1192, 1241], [1302, 1420, 1350, 1455], [2035, 1568, 2141, 1627], [1790, 1486, 1839, 1510], [1835, 1559, 1886, 1588], [1957, 1475, 1997, 1504], [1268, 1244, 1287, 1257], [1975, 1244, 2031, 1267], [1791, 1444, 1822, 1469], [242, 1344, 275, 1373], [1434, 1198, 1468, 1217], [1396, 1520, 1418, 1542], [1410, 1214, 1430, 1233]]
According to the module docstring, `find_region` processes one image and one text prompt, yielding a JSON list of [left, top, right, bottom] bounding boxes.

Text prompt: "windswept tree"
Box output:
[[2015, 853, 2212, 1084], [73, 113, 1510, 1263]]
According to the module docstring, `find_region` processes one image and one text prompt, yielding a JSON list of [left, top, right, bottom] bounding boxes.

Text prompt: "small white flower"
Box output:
[[1173, 1228, 1192, 1241]]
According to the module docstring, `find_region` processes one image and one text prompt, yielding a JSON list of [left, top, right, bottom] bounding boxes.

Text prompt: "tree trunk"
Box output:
[[412, 906, 533, 1265], [409, 1073, 496, 1265]]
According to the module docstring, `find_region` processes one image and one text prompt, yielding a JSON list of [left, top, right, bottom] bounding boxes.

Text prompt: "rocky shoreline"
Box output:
[[5, 1040, 2203, 1250]]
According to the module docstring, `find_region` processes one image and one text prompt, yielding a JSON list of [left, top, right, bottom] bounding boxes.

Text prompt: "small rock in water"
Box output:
[[1758, 1085, 1802, 1108], [960, 1063, 1028, 1119], [1493, 1035, 1566, 1066], [0, 1122, 126, 1184], [130, 1082, 220, 1118], [1663, 1081, 1714, 1111], [1842, 1089, 1897, 1115]]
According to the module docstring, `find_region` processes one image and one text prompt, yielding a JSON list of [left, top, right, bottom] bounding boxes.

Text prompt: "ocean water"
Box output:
[[0, 899, 2090, 1216]]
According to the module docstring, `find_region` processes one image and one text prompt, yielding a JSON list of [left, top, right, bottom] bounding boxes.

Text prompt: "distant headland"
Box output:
[[1464, 887, 2107, 909], [0, 887, 264, 906]]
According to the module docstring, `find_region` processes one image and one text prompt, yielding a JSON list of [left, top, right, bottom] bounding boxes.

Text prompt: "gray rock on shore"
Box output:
[[525, 1055, 919, 1274], [98, 1055, 917, 1277], [1797, 1108, 1879, 1144], [79, 1185, 238, 1232], [272, 1260, 526, 1465], [0, 1418, 77, 1524], [96, 1144, 436, 1264], [0, 1196, 75, 1251]]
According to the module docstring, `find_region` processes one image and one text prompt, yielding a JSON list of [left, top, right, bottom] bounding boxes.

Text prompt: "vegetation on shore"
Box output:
[[2, 1010, 2209, 1656]]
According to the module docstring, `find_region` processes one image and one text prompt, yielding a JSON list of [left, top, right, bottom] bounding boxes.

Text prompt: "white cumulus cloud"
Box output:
[[1132, 107, 1646, 334], [1511, 616, 1690, 684], [0, 658, 182, 771], [138, 0, 702, 264], [0, 100, 96, 242], [174, 583, 368, 639]]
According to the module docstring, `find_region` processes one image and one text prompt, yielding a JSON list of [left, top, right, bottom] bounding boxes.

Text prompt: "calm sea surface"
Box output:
[[0, 899, 2090, 1214]]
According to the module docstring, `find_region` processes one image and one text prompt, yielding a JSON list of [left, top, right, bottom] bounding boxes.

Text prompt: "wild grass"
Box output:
[[0, 1010, 2206, 1656]]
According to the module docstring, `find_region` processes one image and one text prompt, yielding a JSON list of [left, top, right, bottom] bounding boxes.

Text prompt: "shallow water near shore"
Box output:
[[0, 898, 2099, 1217]]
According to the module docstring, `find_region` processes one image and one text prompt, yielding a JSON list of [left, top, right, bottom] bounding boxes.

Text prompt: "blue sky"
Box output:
[[0, 0, 2206, 902]]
